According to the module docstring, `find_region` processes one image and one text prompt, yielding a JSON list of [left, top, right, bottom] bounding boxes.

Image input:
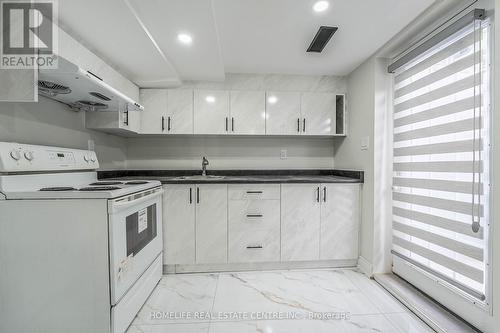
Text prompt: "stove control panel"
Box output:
[[0, 142, 99, 172]]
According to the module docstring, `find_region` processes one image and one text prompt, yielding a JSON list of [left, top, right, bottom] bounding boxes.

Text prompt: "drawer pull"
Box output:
[[246, 214, 263, 218], [246, 191, 263, 194], [246, 245, 263, 249]]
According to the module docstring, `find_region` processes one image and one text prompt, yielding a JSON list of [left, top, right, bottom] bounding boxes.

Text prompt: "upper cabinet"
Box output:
[[168, 90, 194, 134], [301, 93, 337, 136], [140, 89, 167, 134], [194, 90, 230, 135], [136, 88, 346, 137], [229, 91, 266, 135], [265, 92, 301, 135], [139, 89, 193, 134]]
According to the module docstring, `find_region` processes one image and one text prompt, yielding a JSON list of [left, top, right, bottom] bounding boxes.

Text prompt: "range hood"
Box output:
[[38, 57, 143, 112]]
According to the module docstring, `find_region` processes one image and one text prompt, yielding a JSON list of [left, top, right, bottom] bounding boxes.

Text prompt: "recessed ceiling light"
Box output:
[[177, 33, 193, 45], [205, 95, 216, 103], [267, 96, 278, 104], [313, 1, 329, 12]]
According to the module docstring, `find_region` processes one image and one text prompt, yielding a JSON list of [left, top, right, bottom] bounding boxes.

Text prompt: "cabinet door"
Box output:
[[194, 90, 229, 134], [229, 91, 265, 135], [167, 89, 193, 134], [281, 184, 321, 261], [195, 184, 228, 264], [301, 93, 337, 136], [163, 185, 196, 264], [140, 89, 167, 134], [265, 92, 301, 135], [320, 184, 360, 260]]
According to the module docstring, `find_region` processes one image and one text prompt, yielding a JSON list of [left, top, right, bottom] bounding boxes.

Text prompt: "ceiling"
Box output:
[[58, 0, 436, 88]]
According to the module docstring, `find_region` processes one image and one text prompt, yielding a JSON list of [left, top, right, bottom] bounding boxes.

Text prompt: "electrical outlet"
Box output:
[[280, 149, 287, 159], [88, 139, 95, 151]]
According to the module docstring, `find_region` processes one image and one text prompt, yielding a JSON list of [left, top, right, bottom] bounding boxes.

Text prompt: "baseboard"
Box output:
[[357, 256, 373, 277], [163, 259, 358, 274]]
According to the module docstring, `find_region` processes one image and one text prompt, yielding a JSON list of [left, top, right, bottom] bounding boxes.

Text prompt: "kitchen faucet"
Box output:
[[201, 156, 209, 176]]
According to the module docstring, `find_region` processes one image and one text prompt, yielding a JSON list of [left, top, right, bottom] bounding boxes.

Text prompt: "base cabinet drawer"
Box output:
[[228, 184, 280, 200], [228, 229, 280, 263], [228, 200, 280, 232]]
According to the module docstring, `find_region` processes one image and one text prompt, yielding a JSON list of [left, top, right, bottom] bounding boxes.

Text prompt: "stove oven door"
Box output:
[[108, 187, 163, 304]]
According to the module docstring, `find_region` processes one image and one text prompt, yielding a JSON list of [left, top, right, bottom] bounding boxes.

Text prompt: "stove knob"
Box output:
[[24, 151, 34, 161], [84, 155, 90, 162], [90, 155, 96, 162], [10, 150, 21, 161]]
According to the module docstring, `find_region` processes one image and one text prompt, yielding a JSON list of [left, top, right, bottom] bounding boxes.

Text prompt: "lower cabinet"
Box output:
[[163, 184, 227, 265], [281, 183, 361, 262], [281, 184, 321, 261], [195, 184, 228, 264], [163, 184, 195, 265], [320, 184, 360, 260], [228, 185, 280, 263], [163, 182, 360, 267]]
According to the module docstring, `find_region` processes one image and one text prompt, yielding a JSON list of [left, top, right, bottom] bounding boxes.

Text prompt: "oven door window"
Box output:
[[126, 204, 157, 256]]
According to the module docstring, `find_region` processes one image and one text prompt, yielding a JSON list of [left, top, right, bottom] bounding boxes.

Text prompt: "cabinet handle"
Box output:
[[161, 116, 165, 131], [225, 117, 228, 132], [123, 107, 129, 126], [189, 187, 193, 204], [297, 118, 300, 132], [246, 214, 263, 218], [316, 187, 320, 202], [232, 117, 234, 132], [246, 245, 263, 249], [168, 116, 171, 131], [323, 186, 327, 202], [246, 191, 263, 194], [196, 187, 200, 204], [303, 118, 306, 132]]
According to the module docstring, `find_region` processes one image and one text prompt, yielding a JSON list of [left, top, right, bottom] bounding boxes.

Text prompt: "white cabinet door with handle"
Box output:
[[301, 93, 337, 136], [230, 91, 265, 135], [195, 184, 228, 264], [320, 184, 360, 260], [194, 90, 229, 135], [163, 185, 196, 264], [167, 89, 193, 134], [140, 89, 167, 134], [280, 184, 321, 261], [265, 92, 301, 135]]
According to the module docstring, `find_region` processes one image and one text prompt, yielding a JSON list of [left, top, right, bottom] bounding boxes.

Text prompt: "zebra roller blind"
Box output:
[[391, 15, 490, 300]]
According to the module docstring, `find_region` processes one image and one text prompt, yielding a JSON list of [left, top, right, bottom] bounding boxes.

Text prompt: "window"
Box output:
[[391, 16, 490, 301]]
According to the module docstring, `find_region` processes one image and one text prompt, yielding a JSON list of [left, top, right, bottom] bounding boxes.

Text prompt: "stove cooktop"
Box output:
[[79, 186, 122, 191]]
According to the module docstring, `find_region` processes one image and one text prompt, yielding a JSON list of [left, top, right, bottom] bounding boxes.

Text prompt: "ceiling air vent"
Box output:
[[89, 92, 111, 101], [38, 80, 71, 96], [307, 26, 338, 53]]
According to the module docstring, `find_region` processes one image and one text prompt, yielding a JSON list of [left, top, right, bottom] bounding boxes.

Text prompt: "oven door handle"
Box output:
[[108, 187, 163, 213]]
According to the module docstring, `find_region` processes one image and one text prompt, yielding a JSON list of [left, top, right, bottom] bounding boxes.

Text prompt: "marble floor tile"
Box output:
[[211, 269, 380, 317], [128, 269, 432, 333], [208, 314, 400, 333], [343, 269, 409, 314], [127, 323, 209, 333], [385, 313, 436, 333], [133, 273, 219, 325]]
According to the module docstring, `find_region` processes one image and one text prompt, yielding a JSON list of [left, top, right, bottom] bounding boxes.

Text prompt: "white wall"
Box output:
[[0, 97, 127, 170], [334, 58, 376, 270], [126, 136, 335, 170], [126, 73, 345, 170]]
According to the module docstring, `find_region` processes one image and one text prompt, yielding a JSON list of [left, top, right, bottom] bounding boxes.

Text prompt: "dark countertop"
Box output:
[[98, 169, 364, 184]]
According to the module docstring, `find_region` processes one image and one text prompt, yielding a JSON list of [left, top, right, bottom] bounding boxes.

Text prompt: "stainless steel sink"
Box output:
[[173, 175, 226, 180]]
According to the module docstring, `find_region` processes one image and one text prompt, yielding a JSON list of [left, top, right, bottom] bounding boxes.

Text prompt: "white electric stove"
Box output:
[[0, 142, 163, 333]]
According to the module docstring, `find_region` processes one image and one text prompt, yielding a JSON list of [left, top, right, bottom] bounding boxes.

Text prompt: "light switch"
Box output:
[[361, 136, 370, 150], [280, 149, 287, 159]]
